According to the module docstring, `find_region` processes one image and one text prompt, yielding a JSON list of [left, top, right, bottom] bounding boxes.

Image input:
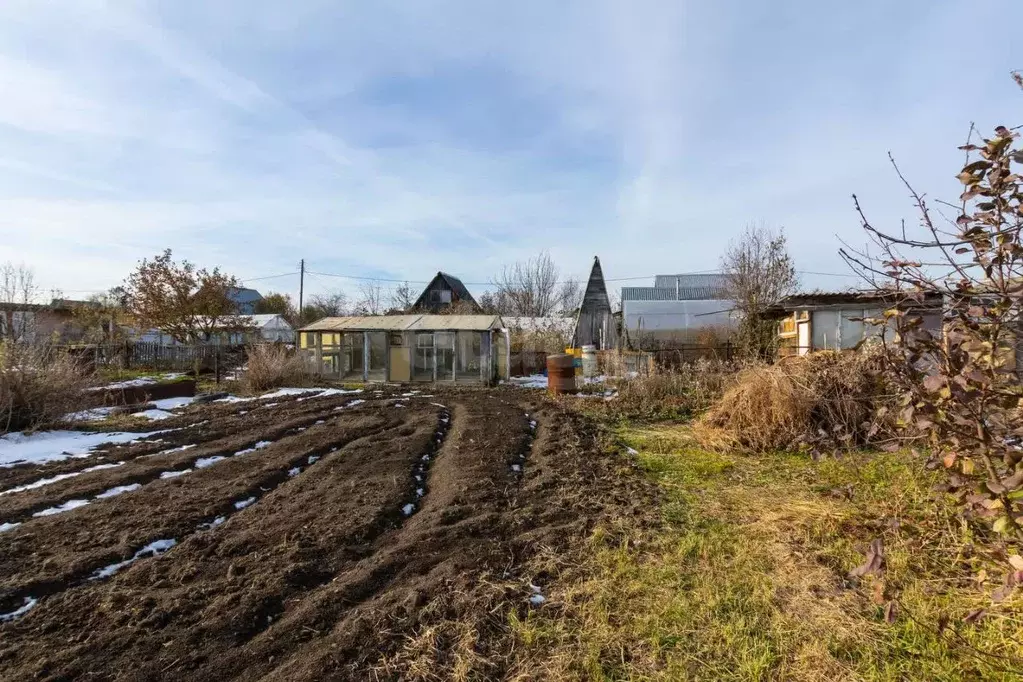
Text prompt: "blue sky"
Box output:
[[1, 0, 1021, 304]]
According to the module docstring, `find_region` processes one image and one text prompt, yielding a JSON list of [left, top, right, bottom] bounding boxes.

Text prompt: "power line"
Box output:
[[240, 271, 299, 283]]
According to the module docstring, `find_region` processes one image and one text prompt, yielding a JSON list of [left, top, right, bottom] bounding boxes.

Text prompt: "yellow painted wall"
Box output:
[[389, 346, 410, 382]]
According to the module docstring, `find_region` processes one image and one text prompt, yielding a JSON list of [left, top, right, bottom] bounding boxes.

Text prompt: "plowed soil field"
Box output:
[[0, 387, 646, 681]]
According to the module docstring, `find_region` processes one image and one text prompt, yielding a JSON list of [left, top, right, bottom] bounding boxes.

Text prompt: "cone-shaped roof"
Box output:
[[581, 256, 612, 311]]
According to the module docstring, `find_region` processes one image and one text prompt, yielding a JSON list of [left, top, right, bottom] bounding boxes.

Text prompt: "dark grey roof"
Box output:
[[413, 272, 479, 309], [621, 286, 726, 302], [653, 273, 730, 290], [437, 272, 475, 304]]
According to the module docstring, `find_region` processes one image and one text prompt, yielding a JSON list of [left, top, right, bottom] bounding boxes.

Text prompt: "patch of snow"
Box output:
[[288, 467, 301, 477], [260, 387, 326, 399], [0, 430, 159, 467], [394, 403, 406, 408], [95, 483, 141, 499], [33, 499, 90, 517], [416, 487, 424, 497], [414, 474, 422, 482], [315, 420, 325, 425], [63, 407, 115, 422], [529, 420, 537, 430], [0, 522, 21, 532], [511, 464, 521, 472], [430, 402, 447, 408], [1, 471, 80, 495], [133, 409, 175, 421], [0, 597, 38, 622], [315, 388, 363, 398], [215, 395, 251, 403], [151, 396, 198, 410], [160, 469, 191, 479], [507, 375, 548, 389], [308, 455, 320, 464], [261, 402, 279, 408], [145, 444, 196, 458], [85, 462, 125, 472], [402, 503, 415, 516], [529, 583, 542, 593], [91, 538, 177, 579], [234, 496, 256, 510], [529, 594, 546, 605], [195, 455, 226, 468], [625, 446, 639, 455], [234, 440, 272, 456]]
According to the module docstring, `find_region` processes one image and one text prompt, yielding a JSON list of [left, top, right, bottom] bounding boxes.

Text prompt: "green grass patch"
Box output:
[[508, 423, 1023, 681]]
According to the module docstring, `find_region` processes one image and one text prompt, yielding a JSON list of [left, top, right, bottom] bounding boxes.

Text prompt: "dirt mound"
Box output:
[[0, 388, 647, 681]]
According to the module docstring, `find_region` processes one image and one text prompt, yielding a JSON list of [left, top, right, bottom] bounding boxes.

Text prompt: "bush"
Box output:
[[696, 346, 899, 452], [243, 344, 312, 393], [0, 343, 93, 433], [584, 355, 737, 421]]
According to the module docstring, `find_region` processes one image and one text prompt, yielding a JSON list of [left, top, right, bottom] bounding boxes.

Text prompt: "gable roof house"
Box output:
[[622, 273, 736, 347], [227, 287, 264, 314], [413, 272, 480, 313]]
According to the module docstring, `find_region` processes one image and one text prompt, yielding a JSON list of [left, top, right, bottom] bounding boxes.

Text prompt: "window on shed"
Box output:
[[430, 290, 452, 303]]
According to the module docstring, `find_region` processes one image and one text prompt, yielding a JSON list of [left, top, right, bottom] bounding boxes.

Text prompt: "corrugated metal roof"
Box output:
[[621, 286, 725, 301], [653, 273, 730, 290], [299, 314, 503, 332], [408, 315, 504, 331]]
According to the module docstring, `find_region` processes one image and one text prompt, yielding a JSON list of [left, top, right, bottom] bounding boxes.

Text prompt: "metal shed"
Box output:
[[297, 314, 509, 384]]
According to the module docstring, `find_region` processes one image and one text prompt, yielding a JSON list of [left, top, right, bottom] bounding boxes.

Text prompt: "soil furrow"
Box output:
[[0, 393, 371, 491], [0, 407, 449, 680], [0, 410, 407, 613], [0, 398, 369, 522]]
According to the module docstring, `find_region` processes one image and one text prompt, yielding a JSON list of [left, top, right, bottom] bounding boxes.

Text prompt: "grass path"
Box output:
[[508, 424, 1023, 681]]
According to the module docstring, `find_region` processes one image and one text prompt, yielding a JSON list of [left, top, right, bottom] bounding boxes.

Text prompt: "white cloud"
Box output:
[[0, 0, 1021, 302]]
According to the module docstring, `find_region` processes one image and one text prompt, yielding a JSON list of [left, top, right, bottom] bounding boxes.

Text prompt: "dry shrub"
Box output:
[[604, 356, 737, 420], [697, 346, 898, 452], [0, 343, 93, 433], [243, 343, 312, 393]]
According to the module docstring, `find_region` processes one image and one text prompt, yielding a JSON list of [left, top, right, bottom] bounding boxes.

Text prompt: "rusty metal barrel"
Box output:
[[546, 353, 577, 395]]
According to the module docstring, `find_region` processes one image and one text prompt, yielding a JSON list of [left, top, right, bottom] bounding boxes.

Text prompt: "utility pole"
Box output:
[[298, 259, 305, 323]]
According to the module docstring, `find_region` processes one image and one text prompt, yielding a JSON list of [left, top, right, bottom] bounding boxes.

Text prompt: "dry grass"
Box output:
[[697, 347, 898, 453], [0, 343, 93, 433], [504, 425, 1023, 681], [588, 356, 739, 421], [242, 343, 314, 393]]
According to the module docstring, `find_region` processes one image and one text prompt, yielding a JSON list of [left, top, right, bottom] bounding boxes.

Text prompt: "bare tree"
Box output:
[[0, 262, 42, 341], [390, 281, 417, 312], [841, 107, 1023, 543], [492, 251, 566, 317], [303, 291, 349, 322], [559, 278, 584, 314], [354, 282, 385, 315], [720, 224, 798, 359]]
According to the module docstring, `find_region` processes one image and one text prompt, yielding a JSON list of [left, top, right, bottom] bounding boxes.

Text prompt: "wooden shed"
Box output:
[[297, 314, 509, 383]]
